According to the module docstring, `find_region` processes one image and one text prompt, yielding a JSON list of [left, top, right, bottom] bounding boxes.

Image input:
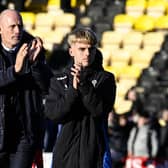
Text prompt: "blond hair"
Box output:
[[67, 27, 97, 46]]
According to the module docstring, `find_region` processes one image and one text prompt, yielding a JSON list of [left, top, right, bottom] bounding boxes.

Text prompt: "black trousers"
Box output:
[[0, 137, 35, 168]]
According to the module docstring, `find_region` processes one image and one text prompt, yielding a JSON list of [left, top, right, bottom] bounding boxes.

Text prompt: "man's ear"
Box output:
[[69, 48, 73, 57]]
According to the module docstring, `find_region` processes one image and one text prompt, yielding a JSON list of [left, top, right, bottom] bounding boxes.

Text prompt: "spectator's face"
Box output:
[[0, 11, 23, 48], [162, 110, 168, 121], [69, 41, 96, 68]]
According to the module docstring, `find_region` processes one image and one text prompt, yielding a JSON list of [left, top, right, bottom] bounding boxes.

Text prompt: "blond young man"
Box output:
[[45, 27, 116, 168]]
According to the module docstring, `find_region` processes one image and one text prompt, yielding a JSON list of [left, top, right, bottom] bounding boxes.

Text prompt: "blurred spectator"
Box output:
[[127, 110, 159, 168], [125, 86, 145, 116], [108, 111, 134, 168], [157, 106, 168, 167]]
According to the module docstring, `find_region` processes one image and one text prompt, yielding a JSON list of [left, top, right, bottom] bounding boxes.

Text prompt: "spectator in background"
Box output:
[[157, 106, 168, 167], [108, 111, 134, 168], [127, 110, 159, 167], [0, 9, 52, 168], [44, 27, 116, 168]]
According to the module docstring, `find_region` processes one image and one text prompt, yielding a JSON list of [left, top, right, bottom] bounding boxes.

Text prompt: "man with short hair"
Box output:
[[45, 27, 116, 168], [0, 9, 52, 168]]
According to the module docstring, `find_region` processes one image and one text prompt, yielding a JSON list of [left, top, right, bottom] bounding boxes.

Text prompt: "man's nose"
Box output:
[[85, 48, 89, 56]]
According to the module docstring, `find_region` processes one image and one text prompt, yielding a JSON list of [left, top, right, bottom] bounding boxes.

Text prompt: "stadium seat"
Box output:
[[118, 65, 141, 80], [115, 97, 133, 114], [113, 14, 135, 33], [20, 12, 36, 31], [54, 12, 76, 28], [142, 31, 165, 52], [130, 49, 154, 70], [101, 30, 123, 49], [110, 48, 131, 67], [47, 0, 61, 12], [155, 15, 168, 30], [34, 12, 56, 31], [122, 31, 143, 52], [146, 0, 167, 18], [133, 15, 155, 32], [99, 48, 111, 66], [103, 65, 123, 80], [43, 28, 71, 51], [125, 0, 146, 17]]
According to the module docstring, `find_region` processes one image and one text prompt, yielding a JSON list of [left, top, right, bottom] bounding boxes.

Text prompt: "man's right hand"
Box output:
[[71, 64, 82, 89], [14, 43, 29, 73]]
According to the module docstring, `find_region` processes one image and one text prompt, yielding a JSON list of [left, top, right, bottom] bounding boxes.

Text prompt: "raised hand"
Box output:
[[71, 64, 82, 89], [15, 43, 29, 73], [28, 37, 43, 63]]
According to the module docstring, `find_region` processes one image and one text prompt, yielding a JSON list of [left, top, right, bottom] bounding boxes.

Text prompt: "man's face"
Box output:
[[69, 41, 96, 68], [0, 12, 23, 48]]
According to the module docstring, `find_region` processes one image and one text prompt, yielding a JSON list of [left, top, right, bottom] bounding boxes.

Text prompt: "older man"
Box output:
[[0, 9, 52, 168]]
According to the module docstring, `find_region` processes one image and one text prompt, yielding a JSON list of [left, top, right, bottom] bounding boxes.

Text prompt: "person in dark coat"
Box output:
[[44, 27, 116, 168], [0, 9, 52, 168], [157, 107, 168, 167]]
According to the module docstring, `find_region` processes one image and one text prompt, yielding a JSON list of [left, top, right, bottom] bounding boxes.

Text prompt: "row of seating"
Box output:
[[126, 0, 168, 18], [101, 30, 165, 52], [21, 11, 76, 31], [114, 14, 168, 32]]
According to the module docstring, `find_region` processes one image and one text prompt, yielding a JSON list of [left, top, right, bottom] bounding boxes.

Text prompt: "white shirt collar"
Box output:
[[1, 43, 17, 52]]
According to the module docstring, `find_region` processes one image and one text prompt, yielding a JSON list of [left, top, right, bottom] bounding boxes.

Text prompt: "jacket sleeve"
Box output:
[[0, 66, 17, 88], [78, 72, 116, 117], [44, 76, 78, 122], [127, 127, 135, 156], [151, 130, 159, 158]]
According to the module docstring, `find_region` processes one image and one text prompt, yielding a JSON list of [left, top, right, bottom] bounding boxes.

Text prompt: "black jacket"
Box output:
[[0, 31, 52, 151], [45, 51, 116, 168]]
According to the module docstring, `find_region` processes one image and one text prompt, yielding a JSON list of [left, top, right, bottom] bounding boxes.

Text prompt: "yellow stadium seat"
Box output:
[[110, 48, 131, 67], [118, 65, 141, 80], [146, 0, 167, 18], [119, 78, 137, 88], [79, 16, 92, 27], [101, 30, 123, 49], [99, 48, 111, 67], [115, 97, 133, 114], [103, 65, 122, 80], [20, 12, 36, 31], [133, 15, 155, 32], [142, 31, 165, 52], [27, 29, 45, 38], [126, 0, 146, 17], [113, 14, 135, 33], [130, 49, 154, 69], [43, 30, 67, 51], [54, 13, 76, 28], [122, 31, 143, 51], [47, 0, 61, 12], [34, 12, 55, 31], [155, 15, 168, 30], [116, 100, 133, 114], [116, 79, 137, 99]]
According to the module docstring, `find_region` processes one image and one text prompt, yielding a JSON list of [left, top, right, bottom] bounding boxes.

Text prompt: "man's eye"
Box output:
[[79, 48, 85, 51]]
